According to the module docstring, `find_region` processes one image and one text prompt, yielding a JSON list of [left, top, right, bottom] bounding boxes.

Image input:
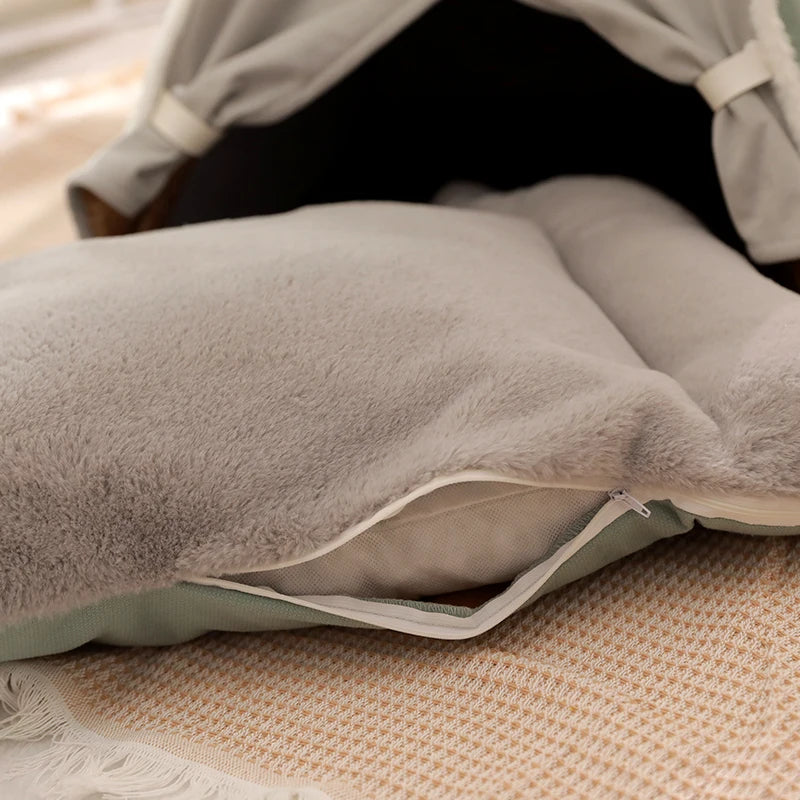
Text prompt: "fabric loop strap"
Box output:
[[149, 90, 222, 157], [696, 40, 773, 111]]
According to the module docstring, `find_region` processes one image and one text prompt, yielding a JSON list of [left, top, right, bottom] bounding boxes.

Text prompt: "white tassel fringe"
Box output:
[[0, 667, 314, 800]]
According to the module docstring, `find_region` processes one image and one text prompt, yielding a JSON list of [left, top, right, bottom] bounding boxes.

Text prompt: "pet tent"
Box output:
[[70, 0, 800, 266], [7, 6, 800, 795], [6, 0, 800, 663]]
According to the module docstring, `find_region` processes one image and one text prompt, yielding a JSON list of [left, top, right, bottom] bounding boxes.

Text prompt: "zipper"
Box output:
[[608, 488, 652, 518], [226, 470, 610, 574], [610, 489, 800, 526], [192, 487, 632, 640], [193, 484, 800, 640], [667, 492, 800, 526]]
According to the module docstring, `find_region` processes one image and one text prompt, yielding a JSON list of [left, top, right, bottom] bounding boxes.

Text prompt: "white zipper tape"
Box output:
[[191, 495, 632, 640], [667, 493, 800, 526], [189, 478, 800, 639], [233, 469, 609, 573]]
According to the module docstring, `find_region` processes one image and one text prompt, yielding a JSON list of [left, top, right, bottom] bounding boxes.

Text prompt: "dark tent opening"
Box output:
[[165, 0, 745, 256]]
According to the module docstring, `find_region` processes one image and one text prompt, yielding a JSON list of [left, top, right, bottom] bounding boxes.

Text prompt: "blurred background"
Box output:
[[0, 0, 165, 260]]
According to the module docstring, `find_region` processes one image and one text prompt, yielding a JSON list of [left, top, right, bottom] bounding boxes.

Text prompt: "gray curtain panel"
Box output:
[[67, 0, 800, 263]]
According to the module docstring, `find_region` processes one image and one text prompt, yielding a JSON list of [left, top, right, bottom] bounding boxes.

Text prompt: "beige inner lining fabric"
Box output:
[[231, 482, 606, 599]]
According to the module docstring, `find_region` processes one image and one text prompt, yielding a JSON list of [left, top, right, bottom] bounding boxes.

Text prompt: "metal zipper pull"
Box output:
[[608, 489, 652, 518]]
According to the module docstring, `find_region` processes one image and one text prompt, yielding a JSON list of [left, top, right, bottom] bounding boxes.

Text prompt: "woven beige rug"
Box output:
[[2, 527, 800, 799]]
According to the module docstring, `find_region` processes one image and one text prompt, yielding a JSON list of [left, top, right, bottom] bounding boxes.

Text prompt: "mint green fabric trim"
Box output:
[[526, 501, 688, 603], [528, 501, 800, 604], [2, 504, 799, 663], [0, 585, 371, 663], [696, 515, 800, 537], [0, 585, 472, 663], [780, 0, 800, 59]]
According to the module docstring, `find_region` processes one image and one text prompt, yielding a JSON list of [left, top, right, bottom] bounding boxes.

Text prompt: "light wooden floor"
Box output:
[[0, 106, 131, 261], [1, 16, 155, 261]]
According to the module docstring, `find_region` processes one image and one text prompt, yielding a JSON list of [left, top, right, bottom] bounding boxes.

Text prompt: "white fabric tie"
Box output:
[[696, 40, 773, 111], [150, 90, 222, 156]]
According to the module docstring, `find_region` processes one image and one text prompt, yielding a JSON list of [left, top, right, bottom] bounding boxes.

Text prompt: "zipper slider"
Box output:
[[609, 489, 652, 518]]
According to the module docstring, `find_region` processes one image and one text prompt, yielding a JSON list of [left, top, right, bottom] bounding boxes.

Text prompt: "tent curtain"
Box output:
[[68, 0, 800, 263]]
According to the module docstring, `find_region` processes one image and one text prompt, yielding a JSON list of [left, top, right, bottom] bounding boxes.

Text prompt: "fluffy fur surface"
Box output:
[[2, 177, 800, 626]]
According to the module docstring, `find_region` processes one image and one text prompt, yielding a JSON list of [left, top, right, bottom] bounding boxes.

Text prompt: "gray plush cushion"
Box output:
[[2, 176, 800, 655]]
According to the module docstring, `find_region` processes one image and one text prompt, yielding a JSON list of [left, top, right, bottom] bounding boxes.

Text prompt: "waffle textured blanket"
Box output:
[[2, 528, 800, 799]]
